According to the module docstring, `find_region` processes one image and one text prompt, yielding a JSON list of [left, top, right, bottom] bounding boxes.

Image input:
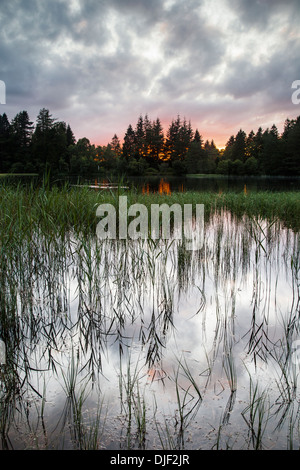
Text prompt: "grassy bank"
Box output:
[[0, 183, 299, 240]]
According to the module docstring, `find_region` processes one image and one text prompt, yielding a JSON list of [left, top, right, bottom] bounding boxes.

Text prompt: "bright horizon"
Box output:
[[1, 0, 300, 150]]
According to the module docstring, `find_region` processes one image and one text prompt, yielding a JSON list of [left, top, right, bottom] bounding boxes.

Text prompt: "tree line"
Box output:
[[0, 108, 299, 176]]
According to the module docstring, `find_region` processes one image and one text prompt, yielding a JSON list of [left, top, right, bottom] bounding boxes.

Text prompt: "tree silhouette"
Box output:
[[1, 108, 299, 177]]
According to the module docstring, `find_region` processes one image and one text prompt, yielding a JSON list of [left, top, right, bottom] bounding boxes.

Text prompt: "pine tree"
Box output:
[[32, 109, 71, 172], [11, 110, 34, 170], [122, 124, 135, 161], [165, 116, 181, 162], [35, 108, 55, 133], [223, 135, 235, 160], [165, 116, 193, 164], [284, 116, 300, 175], [0, 113, 11, 172], [11, 110, 34, 149], [32, 108, 55, 169], [233, 129, 246, 161], [193, 129, 202, 143], [245, 130, 255, 159], [152, 118, 165, 164], [143, 114, 153, 162], [110, 134, 122, 158], [261, 127, 283, 175], [66, 124, 76, 146], [134, 115, 145, 159]]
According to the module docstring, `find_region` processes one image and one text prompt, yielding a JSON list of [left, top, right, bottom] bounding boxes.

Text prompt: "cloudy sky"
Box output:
[[1, 0, 300, 148]]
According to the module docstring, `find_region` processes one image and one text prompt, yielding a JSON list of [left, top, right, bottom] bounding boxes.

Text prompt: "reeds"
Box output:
[[0, 180, 299, 449], [241, 376, 271, 450]]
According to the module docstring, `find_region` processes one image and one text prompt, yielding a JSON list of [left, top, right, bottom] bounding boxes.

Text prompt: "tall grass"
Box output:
[[241, 376, 271, 450], [0, 182, 299, 241], [0, 180, 299, 449]]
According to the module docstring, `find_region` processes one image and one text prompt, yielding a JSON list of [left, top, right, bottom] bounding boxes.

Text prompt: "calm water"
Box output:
[[1, 174, 300, 193], [75, 175, 300, 195], [126, 175, 300, 193], [0, 209, 299, 450]]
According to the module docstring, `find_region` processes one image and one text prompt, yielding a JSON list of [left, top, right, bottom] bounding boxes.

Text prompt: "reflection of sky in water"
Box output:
[[5, 213, 300, 449]]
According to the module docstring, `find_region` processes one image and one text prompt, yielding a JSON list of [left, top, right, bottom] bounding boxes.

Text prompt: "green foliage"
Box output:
[[69, 138, 98, 175], [244, 157, 258, 175], [231, 159, 245, 175], [216, 159, 230, 175]]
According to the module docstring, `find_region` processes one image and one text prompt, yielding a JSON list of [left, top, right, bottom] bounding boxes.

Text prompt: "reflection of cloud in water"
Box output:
[[4, 213, 299, 449]]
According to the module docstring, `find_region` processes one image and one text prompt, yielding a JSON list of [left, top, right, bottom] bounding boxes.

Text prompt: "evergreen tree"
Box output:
[[134, 115, 145, 159], [66, 124, 76, 147], [165, 116, 193, 165], [11, 110, 34, 149], [260, 127, 283, 175], [193, 129, 202, 143], [152, 118, 165, 164], [51, 121, 69, 171], [143, 114, 154, 162], [232, 129, 246, 161], [270, 124, 279, 138], [223, 135, 235, 160], [122, 124, 135, 161], [165, 116, 181, 162], [185, 129, 205, 173], [245, 130, 255, 159], [284, 116, 300, 175], [35, 108, 55, 133], [282, 118, 295, 141], [0, 113, 11, 172], [186, 140, 202, 173], [110, 134, 122, 158], [10, 110, 34, 170], [32, 109, 72, 172], [32, 108, 56, 170], [253, 126, 264, 169]]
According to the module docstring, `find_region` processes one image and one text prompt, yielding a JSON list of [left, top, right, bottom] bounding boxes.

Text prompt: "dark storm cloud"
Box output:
[[218, 40, 300, 102], [1, 0, 112, 107], [160, 3, 224, 75], [225, 0, 300, 30], [1, 0, 72, 42], [108, 0, 162, 24]]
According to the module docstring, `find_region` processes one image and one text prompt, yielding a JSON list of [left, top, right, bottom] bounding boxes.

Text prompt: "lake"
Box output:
[[76, 174, 300, 194], [2, 173, 300, 193], [0, 177, 299, 450]]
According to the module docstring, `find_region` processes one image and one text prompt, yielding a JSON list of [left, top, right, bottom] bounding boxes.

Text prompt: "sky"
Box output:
[[1, 0, 300, 149]]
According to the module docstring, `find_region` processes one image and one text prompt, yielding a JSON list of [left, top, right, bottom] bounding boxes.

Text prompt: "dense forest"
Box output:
[[0, 108, 299, 176]]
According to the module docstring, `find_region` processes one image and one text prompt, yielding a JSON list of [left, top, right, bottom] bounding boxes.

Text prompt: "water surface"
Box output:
[[1, 209, 299, 450]]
